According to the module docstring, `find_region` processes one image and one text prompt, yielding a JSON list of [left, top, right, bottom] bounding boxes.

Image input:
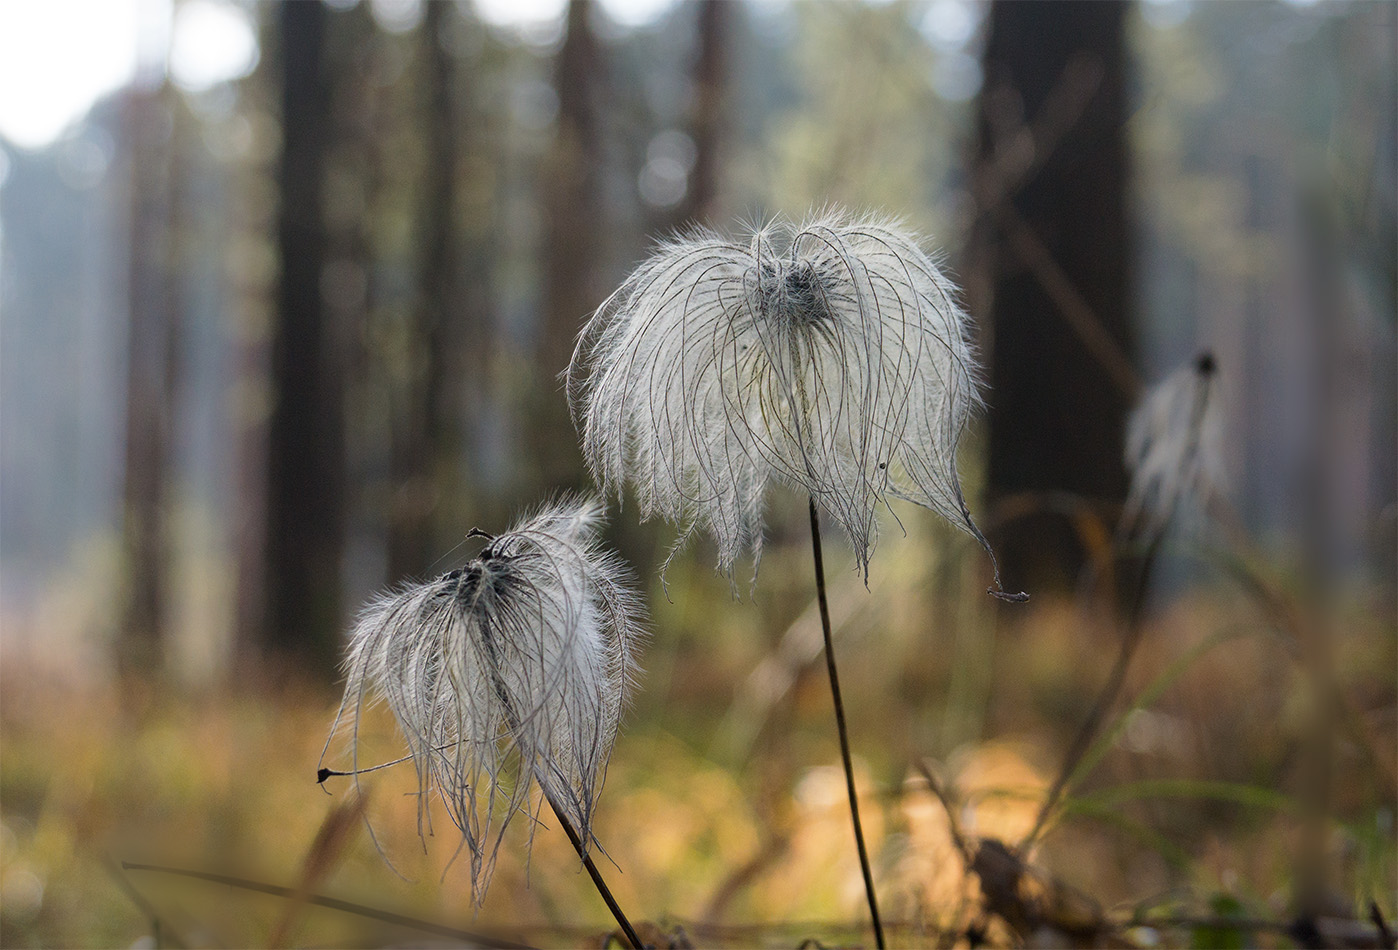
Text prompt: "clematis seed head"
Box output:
[[1121, 351, 1226, 542], [320, 497, 646, 904], [568, 208, 1018, 596]]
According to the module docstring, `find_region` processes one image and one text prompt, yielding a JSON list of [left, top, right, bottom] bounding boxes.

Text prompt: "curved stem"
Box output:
[[1022, 529, 1162, 850], [545, 797, 644, 950], [477, 619, 643, 950], [121, 861, 535, 949], [809, 498, 886, 950], [1025, 360, 1218, 850]]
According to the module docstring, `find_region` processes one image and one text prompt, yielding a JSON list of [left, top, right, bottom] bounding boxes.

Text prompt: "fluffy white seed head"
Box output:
[[568, 209, 1012, 591], [321, 497, 646, 904], [1121, 352, 1225, 541]]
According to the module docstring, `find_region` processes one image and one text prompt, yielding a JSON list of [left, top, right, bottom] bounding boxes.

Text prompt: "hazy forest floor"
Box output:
[[2, 521, 1394, 948]]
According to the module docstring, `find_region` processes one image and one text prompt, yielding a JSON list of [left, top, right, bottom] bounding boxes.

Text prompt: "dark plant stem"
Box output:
[[314, 765, 641, 949], [1023, 357, 1216, 851], [545, 796, 643, 950], [476, 617, 643, 950], [122, 862, 535, 949], [1021, 528, 1163, 849], [1369, 901, 1395, 949], [104, 857, 189, 949], [809, 497, 886, 950]]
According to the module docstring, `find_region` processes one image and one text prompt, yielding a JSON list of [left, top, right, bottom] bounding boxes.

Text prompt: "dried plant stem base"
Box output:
[[1022, 528, 1162, 850], [809, 498, 886, 950]]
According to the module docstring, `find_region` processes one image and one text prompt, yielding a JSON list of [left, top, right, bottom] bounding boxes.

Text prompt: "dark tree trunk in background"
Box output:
[[675, 0, 728, 227], [976, 0, 1135, 591], [262, 1, 344, 669], [117, 87, 178, 679], [535, 0, 602, 493], [451, 31, 496, 530], [387, 1, 459, 581]]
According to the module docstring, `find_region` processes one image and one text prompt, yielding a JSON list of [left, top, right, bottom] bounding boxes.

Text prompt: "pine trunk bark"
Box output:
[[534, 0, 602, 494], [117, 86, 178, 680], [976, 0, 1135, 590], [675, 0, 727, 228], [387, 1, 459, 581], [263, 0, 344, 668]]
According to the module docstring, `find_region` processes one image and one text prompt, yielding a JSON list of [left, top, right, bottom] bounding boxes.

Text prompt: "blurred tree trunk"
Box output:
[[387, 1, 458, 581], [534, 0, 602, 493], [674, 0, 728, 227], [975, 0, 1135, 591], [451, 28, 496, 530], [261, 0, 344, 669], [230, 92, 278, 676], [117, 86, 177, 680], [322, 0, 380, 605]]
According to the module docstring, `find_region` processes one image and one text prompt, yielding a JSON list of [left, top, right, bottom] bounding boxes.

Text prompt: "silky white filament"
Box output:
[[321, 497, 646, 904], [569, 208, 1012, 592]]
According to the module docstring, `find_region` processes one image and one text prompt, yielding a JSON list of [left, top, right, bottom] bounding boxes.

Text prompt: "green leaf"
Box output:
[[1190, 893, 1252, 949], [1069, 778, 1297, 814]]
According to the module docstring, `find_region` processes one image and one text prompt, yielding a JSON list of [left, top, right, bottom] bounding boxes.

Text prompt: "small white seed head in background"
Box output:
[[1121, 351, 1226, 541]]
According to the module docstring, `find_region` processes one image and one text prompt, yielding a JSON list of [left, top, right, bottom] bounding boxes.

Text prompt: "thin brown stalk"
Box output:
[[913, 761, 973, 865], [121, 862, 535, 949], [475, 621, 643, 950], [969, 60, 1141, 403], [998, 209, 1141, 401], [809, 497, 886, 950], [546, 795, 643, 950], [102, 857, 190, 949], [315, 759, 642, 948], [1020, 530, 1162, 850], [1023, 360, 1216, 849]]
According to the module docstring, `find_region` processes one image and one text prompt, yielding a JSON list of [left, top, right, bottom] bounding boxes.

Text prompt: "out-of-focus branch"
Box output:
[[997, 209, 1142, 401], [971, 55, 1105, 230], [102, 856, 190, 950], [969, 58, 1143, 402], [121, 862, 535, 949]]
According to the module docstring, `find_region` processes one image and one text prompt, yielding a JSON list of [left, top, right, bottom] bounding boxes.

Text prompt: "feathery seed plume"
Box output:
[[321, 497, 646, 904], [568, 209, 1013, 592], [1121, 352, 1225, 541]]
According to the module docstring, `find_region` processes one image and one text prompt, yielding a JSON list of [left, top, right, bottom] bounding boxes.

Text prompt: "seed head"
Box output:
[[568, 209, 1015, 594], [1121, 352, 1226, 541], [321, 497, 646, 904]]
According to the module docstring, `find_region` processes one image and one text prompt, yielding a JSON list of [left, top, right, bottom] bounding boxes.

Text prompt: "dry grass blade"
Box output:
[[121, 861, 536, 949], [268, 790, 367, 948], [912, 760, 973, 865], [101, 855, 191, 950]]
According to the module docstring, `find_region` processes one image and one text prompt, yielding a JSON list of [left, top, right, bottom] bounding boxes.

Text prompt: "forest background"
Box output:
[[0, 0, 1394, 946]]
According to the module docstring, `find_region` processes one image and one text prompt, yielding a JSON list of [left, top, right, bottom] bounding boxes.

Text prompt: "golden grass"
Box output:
[[2, 526, 1393, 947]]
